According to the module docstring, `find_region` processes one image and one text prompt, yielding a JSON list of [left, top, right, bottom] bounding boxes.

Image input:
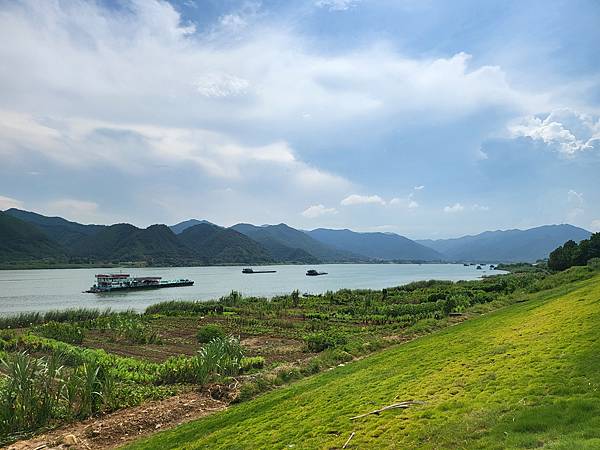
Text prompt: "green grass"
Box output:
[[126, 274, 600, 449]]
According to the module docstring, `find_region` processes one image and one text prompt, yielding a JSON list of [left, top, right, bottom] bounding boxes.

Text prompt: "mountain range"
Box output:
[[0, 208, 593, 266], [417, 224, 592, 263]]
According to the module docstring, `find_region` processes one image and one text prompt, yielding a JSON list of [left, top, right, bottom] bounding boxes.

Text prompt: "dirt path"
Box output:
[[5, 391, 227, 450]]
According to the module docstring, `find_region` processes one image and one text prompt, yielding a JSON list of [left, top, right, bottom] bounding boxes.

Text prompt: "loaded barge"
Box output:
[[86, 273, 194, 293], [242, 268, 277, 274]]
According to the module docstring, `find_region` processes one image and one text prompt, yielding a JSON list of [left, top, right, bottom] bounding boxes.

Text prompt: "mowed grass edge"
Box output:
[[126, 274, 600, 449]]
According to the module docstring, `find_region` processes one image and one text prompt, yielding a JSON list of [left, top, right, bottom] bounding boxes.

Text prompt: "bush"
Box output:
[[303, 331, 347, 352], [196, 324, 225, 343], [33, 321, 85, 344]]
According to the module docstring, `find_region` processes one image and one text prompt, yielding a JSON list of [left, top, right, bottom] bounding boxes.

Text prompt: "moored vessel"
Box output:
[[242, 268, 277, 274], [86, 273, 194, 293], [306, 269, 327, 276]]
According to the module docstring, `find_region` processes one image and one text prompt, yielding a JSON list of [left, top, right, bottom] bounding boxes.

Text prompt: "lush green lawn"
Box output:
[[127, 275, 600, 449]]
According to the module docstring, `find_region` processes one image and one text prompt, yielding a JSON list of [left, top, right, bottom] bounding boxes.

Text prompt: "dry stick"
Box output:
[[350, 401, 425, 420], [342, 431, 355, 449]]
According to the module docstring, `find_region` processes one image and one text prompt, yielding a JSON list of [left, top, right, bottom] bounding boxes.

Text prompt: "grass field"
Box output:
[[127, 274, 600, 449]]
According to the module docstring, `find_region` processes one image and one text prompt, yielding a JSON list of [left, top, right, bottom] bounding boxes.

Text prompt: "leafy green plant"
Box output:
[[196, 324, 225, 343], [33, 321, 85, 344], [241, 356, 265, 372]]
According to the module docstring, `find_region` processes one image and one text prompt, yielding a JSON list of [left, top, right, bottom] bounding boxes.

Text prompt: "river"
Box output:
[[0, 263, 502, 315]]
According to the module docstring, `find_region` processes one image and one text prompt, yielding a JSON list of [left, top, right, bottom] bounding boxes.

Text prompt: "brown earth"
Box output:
[[5, 391, 228, 450]]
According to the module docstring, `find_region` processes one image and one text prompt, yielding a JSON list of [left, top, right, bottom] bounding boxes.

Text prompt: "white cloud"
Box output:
[[301, 204, 338, 218], [42, 199, 102, 224], [413, 185, 425, 190], [508, 108, 600, 156], [390, 197, 419, 208], [194, 73, 250, 98], [0, 195, 23, 210], [341, 194, 386, 206], [444, 203, 465, 213], [0, 112, 350, 194], [315, 0, 360, 11], [472, 204, 490, 211], [567, 189, 584, 206], [567, 190, 585, 222], [0, 1, 544, 139]]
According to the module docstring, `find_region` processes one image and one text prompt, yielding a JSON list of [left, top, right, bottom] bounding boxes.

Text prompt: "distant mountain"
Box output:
[[0, 212, 65, 262], [1, 209, 277, 266], [308, 228, 444, 261], [69, 223, 196, 265], [178, 223, 273, 264], [231, 223, 362, 263], [170, 219, 214, 235], [5, 208, 104, 246], [417, 224, 592, 262]]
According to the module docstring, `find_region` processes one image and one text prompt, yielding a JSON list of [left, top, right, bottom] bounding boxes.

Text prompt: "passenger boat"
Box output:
[[85, 273, 193, 293], [242, 268, 277, 274], [306, 269, 327, 276]]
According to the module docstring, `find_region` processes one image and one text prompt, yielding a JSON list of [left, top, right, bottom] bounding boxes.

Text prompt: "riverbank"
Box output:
[[2, 265, 597, 447]]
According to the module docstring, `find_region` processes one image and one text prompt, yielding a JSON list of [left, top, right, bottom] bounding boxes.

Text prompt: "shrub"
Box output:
[[196, 324, 226, 343], [303, 331, 347, 352]]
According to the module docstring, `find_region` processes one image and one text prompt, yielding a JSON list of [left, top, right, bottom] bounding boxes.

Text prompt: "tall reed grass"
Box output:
[[157, 336, 244, 384], [0, 351, 113, 441]]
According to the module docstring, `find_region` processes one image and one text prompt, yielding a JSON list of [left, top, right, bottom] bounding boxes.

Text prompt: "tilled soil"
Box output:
[[5, 391, 227, 450]]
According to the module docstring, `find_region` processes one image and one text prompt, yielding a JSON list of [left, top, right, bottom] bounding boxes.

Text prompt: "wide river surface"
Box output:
[[0, 264, 502, 315]]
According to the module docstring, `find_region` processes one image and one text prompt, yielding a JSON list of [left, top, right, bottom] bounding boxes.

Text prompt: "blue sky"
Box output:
[[0, 0, 598, 238]]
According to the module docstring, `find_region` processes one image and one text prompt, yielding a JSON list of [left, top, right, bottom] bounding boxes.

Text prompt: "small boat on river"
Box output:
[[242, 268, 277, 274], [85, 273, 193, 293], [306, 269, 327, 276]]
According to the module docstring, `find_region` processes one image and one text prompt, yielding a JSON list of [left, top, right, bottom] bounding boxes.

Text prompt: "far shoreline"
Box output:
[[0, 260, 500, 271]]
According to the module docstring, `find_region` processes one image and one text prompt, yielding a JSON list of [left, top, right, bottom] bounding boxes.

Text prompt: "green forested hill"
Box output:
[[4, 208, 105, 246], [0, 211, 279, 266], [0, 212, 65, 262], [128, 272, 600, 449], [231, 223, 360, 263], [178, 223, 274, 264], [68, 224, 197, 265]]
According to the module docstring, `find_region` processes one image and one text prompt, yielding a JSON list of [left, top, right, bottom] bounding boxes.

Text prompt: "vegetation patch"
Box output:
[[2, 265, 600, 447], [126, 272, 600, 450]]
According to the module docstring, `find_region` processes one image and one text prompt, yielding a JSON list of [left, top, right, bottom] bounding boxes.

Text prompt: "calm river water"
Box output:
[[0, 264, 502, 315]]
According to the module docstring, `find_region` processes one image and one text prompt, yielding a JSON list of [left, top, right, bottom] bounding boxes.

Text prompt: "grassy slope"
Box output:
[[128, 275, 600, 449]]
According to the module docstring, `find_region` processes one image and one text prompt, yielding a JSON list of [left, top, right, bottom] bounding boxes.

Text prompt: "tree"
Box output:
[[548, 234, 600, 272]]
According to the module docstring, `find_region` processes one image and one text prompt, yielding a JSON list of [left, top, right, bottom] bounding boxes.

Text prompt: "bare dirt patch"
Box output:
[[5, 391, 227, 450]]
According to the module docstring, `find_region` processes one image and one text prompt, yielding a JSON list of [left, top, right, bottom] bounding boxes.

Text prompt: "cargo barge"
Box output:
[[85, 273, 194, 293], [306, 269, 327, 276], [242, 268, 277, 274]]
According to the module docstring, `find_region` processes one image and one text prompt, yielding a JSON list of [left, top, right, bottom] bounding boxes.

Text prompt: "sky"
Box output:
[[0, 0, 599, 239]]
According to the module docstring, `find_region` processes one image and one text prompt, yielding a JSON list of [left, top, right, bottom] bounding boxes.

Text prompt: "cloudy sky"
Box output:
[[0, 0, 599, 238]]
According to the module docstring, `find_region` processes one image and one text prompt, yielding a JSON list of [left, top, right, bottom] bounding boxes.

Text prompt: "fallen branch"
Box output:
[[342, 431, 355, 449], [350, 400, 425, 420]]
